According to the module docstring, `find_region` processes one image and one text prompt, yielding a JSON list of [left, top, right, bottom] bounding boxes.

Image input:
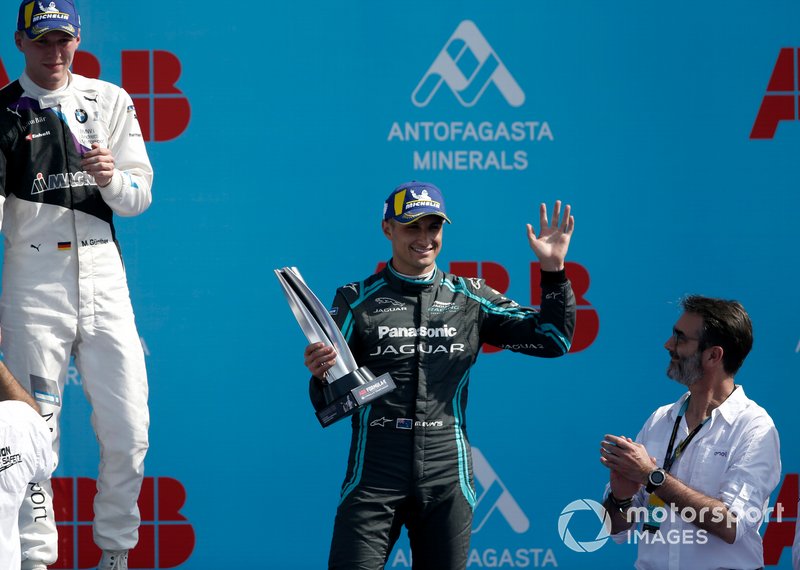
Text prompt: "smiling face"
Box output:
[[382, 215, 444, 276], [15, 30, 80, 90]]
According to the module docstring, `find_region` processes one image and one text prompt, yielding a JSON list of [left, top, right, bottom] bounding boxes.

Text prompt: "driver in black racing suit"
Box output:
[[304, 181, 576, 570]]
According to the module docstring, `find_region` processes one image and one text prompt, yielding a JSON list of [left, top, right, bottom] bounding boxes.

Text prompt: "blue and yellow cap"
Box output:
[[18, 0, 80, 40], [383, 181, 452, 225]]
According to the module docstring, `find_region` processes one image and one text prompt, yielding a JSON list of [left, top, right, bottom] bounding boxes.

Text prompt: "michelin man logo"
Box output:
[[557, 499, 611, 553], [412, 20, 525, 108]]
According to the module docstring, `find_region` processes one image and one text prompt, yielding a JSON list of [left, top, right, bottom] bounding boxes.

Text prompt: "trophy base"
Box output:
[[316, 368, 396, 428]]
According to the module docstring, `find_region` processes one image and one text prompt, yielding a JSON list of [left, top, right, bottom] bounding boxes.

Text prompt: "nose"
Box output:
[[664, 335, 675, 352]]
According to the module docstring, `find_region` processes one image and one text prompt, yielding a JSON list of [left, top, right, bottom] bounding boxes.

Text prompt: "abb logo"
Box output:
[[452, 261, 598, 353], [373, 260, 599, 352], [751, 48, 799, 139], [0, 50, 190, 142], [762, 472, 797, 566], [51, 477, 195, 569]]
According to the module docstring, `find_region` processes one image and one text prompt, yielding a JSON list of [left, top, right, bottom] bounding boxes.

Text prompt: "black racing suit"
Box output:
[[313, 262, 576, 570]]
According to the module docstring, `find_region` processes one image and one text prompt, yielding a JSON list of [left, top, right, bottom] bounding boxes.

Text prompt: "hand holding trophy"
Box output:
[[275, 267, 396, 427]]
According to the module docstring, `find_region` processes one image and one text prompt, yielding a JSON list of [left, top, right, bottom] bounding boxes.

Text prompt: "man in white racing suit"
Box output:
[[0, 2, 153, 568]]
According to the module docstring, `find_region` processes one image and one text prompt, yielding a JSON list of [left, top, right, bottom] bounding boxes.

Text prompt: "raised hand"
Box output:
[[526, 201, 574, 272]]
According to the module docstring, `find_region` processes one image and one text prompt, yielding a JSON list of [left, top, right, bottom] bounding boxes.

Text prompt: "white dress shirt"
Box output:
[[0, 400, 55, 569], [611, 386, 781, 570]]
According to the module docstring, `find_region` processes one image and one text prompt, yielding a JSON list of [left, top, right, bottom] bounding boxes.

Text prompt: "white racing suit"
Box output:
[[0, 71, 152, 568]]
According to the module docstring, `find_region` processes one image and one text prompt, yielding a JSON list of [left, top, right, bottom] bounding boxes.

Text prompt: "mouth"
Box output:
[[411, 245, 433, 255]]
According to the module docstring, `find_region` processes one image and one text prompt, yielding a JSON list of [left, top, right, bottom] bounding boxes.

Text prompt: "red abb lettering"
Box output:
[[122, 51, 191, 142], [751, 48, 798, 139], [51, 476, 195, 569], [762, 473, 798, 566], [72, 52, 101, 80], [0, 58, 9, 87]]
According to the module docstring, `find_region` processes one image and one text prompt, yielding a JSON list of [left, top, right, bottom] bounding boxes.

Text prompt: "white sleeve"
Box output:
[[28, 410, 56, 482], [97, 86, 153, 217], [716, 415, 781, 543]]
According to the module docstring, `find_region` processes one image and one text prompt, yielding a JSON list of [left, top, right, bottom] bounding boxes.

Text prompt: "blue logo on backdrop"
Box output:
[[390, 447, 560, 567], [387, 20, 554, 172], [472, 447, 530, 532], [412, 20, 525, 108]]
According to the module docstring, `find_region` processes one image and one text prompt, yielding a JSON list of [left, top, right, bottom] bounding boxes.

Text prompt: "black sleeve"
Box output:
[[477, 269, 576, 357]]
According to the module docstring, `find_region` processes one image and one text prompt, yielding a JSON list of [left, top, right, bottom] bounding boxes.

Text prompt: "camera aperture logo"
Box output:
[[557, 499, 611, 553]]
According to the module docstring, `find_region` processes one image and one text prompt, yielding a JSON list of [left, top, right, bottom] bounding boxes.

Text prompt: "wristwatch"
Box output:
[[645, 468, 667, 493]]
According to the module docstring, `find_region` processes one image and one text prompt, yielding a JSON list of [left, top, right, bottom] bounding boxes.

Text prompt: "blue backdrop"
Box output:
[[0, 1, 798, 568]]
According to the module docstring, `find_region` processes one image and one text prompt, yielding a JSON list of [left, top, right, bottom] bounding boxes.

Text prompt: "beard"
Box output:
[[667, 350, 703, 386]]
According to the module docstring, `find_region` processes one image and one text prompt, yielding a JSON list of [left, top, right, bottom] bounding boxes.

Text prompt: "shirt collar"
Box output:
[[715, 384, 747, 425], [666, 385, 747, 425]]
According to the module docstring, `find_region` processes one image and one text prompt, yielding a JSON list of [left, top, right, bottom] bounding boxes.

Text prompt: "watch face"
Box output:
[[650, 470, 666, 485]]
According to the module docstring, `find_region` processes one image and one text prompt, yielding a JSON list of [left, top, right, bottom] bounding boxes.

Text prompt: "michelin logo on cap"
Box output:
[[384, 181, 452, 224], [18, 0, 81, 40]]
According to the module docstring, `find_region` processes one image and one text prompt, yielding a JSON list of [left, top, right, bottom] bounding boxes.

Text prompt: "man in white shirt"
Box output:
[[0, 361, 55, 569], [599, 295, 781, 570]]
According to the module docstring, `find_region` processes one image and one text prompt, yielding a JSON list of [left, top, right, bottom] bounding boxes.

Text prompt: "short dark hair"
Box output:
[[681, 295, 753, 376]]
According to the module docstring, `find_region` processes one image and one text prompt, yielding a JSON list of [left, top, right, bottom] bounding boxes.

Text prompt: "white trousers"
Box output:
[[1, 291, 149, 568]]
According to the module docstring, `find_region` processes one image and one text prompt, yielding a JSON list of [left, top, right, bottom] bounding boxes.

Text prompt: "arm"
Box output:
[[600, 436, 648, 534], [602, 468, 644, 534], [82, 87, 153, 216], [0, 361, 39, 412], [478, 201, 576, 355], [600, 433, 740, 544]]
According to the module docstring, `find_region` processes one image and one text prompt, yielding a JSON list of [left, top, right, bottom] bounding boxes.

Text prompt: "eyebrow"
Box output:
[[672, 327, 694, 339]]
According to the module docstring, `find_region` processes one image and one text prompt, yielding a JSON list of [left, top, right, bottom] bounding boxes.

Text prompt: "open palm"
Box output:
[[527, 201, 574, 271]]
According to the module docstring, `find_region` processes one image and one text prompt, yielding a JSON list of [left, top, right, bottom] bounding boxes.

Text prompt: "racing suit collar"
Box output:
[[384, 260, 440, 292], [20, 69, 72, 108]]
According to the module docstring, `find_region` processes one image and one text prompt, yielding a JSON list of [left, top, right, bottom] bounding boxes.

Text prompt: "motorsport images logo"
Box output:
[[387, 20, 554, 172], [558, 499, 612, 553]]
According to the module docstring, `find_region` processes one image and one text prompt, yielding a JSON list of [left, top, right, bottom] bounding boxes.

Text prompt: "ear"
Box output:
[[381, 220, 392, 240], [704, 346, 724, 367], [14, 31, 23, 51]]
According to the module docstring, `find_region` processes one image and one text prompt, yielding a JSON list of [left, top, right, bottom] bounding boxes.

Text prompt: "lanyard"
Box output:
[[661, 397, 711, 473]]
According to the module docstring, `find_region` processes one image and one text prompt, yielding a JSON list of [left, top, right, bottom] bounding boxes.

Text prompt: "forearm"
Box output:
[[537, 270, 576, 353], [0, 362, 39, 411], [655, 473, 737, 544], [603, 494, 636, 534]]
